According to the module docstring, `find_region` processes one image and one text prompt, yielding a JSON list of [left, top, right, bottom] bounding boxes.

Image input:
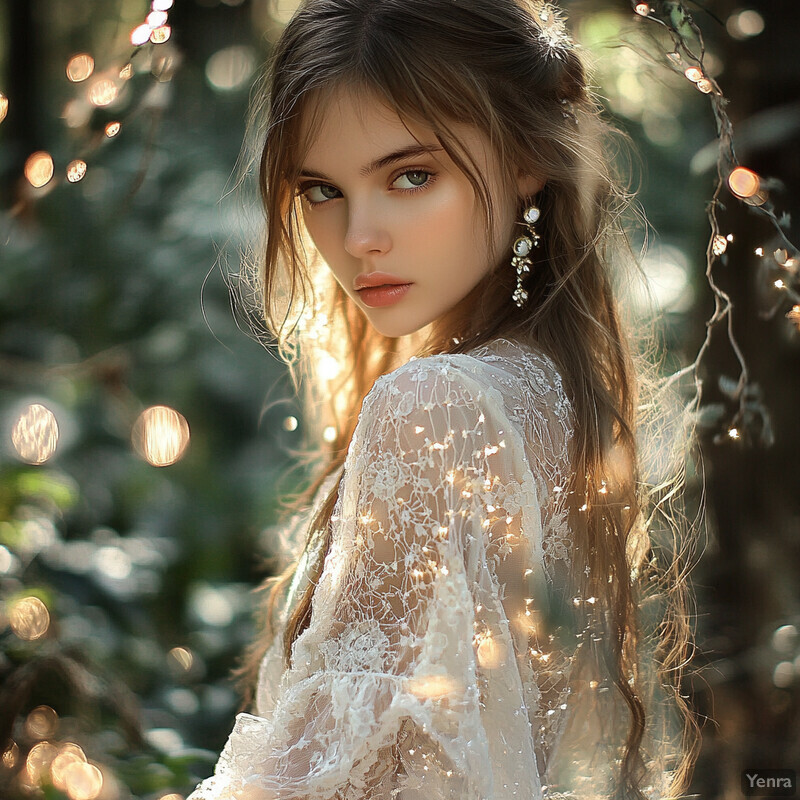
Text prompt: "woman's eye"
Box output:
[[302, 184, 340, 204], [393, 170, 432, 189], [299, 170, 435, 207]]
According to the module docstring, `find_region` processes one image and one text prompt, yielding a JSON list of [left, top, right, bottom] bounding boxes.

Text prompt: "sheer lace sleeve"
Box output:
[[187, 355, 563, 800]]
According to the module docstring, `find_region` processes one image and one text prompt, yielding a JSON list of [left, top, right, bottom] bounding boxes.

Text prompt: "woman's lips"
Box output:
[[357, 283, 413, 307]]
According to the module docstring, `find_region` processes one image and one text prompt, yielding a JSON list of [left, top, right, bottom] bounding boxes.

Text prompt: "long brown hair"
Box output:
[[234, 0, 700, 796]]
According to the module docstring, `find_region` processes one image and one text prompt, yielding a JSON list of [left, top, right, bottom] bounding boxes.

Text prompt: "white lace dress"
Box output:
[[187, 337, 580, 800]]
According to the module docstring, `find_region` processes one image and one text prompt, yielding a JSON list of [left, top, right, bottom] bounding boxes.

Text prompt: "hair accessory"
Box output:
[[511, 204, 541, 308]]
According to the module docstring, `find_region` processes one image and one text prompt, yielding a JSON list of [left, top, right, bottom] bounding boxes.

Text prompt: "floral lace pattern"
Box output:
[[187, 338, 582, 800]]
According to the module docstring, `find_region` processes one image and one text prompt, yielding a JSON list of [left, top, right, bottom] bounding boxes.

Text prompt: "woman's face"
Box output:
[[295, 85, 542, 338]]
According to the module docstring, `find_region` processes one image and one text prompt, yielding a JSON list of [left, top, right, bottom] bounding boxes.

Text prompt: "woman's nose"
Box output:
[[343, 204, 391, 258]]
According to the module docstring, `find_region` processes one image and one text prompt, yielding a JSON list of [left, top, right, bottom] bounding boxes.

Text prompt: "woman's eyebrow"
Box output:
[[298, 144, 444, 181]]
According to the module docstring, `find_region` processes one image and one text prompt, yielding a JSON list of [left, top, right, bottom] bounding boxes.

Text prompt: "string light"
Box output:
[[150, 26, 172, 44], [635, 1, 799, 445], [66, 54, 94, 83], [66, 160, 87, 183], [727, 166, 760, 198], [24, 152, 55, 189], [87, 78, 118, 107], [104, 121, 121, 137], [147, 10, 169, 27], [0, 92, 8, 123], [131, 24, 152, 46]]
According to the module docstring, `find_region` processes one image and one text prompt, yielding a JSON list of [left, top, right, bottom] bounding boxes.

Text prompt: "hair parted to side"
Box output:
[[232, 0, 701, 797]]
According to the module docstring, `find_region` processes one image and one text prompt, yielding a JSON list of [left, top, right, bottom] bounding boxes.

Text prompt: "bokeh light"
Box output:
[[696, 78, 713, 94], [726, 9, 765, 40], [131, 23, 152, 46], [168, 646, 194, 672], [132, 405, 190, 466], [63, 98, 93, 129], [119, 63, 133, 80], [152, 52, 178, 82], [2, 741, 19, 768], [318, 353, 341, 381], [51, 743, 88, 792], [728, 166, 760, 198], [105, 121, 121, 137], [712, 235, 729, 256], [283, 415, 298, 432], [88, 78, 118, 107], [0, 92, 8, 123], [62, 761, 103, 800], [205, 46, 257, 92], [9, 596, 51, 640], [25, 706, 58, 740], [268, 0, 303, 25], [150, 25, 172, 44], [322, 425, 337, 443], [152, 0, 174, 9], [684, 66, 703, 82], [476, 634, 507, 669], [66, 160, 87, 183], [66, 54, 95, 83], [147, 10, 169, 27], [24, 152, 55, 189], [26, 741, 58, 783], [634, 3, 650, 15], [406, 674, 461, 699], [12, 402, 60, 463]]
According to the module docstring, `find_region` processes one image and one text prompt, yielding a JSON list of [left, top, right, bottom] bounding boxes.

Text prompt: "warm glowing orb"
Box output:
[[132, 405, 190, 466], [0, 93, 8, 123], [131, 23, 152, 46], [66, 54, 95, 82], [61, 760, 103, 800], [12, 402, 59, 463], [105, 121, 121, 137], [88, 79, 118, 107], [728, 167, 760, 198], [24, 152, 55, 189], [147, 10, 169, 26], [25, 706, 58, 740], [26, 741, 58, 782], [9, 596, 50, 640], [66, 160, 87, 183], [150, 25, 172, 44], [51, 743, 88, 791]]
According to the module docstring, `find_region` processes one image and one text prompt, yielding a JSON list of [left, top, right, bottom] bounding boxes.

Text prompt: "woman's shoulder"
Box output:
[[368, 337, 571, 414]]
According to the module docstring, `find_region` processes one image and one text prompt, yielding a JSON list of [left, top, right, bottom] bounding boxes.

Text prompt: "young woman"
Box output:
[[188, 0, 699, 797]]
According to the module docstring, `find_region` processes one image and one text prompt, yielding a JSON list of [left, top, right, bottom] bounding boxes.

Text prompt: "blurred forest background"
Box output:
[[0, 0, 798, 798]]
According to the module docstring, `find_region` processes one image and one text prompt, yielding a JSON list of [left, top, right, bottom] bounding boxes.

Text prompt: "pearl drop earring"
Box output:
[[511, 204, 541, 308]]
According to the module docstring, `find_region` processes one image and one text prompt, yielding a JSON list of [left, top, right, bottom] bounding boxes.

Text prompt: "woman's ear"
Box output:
[[516, 169, 545, 199]]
